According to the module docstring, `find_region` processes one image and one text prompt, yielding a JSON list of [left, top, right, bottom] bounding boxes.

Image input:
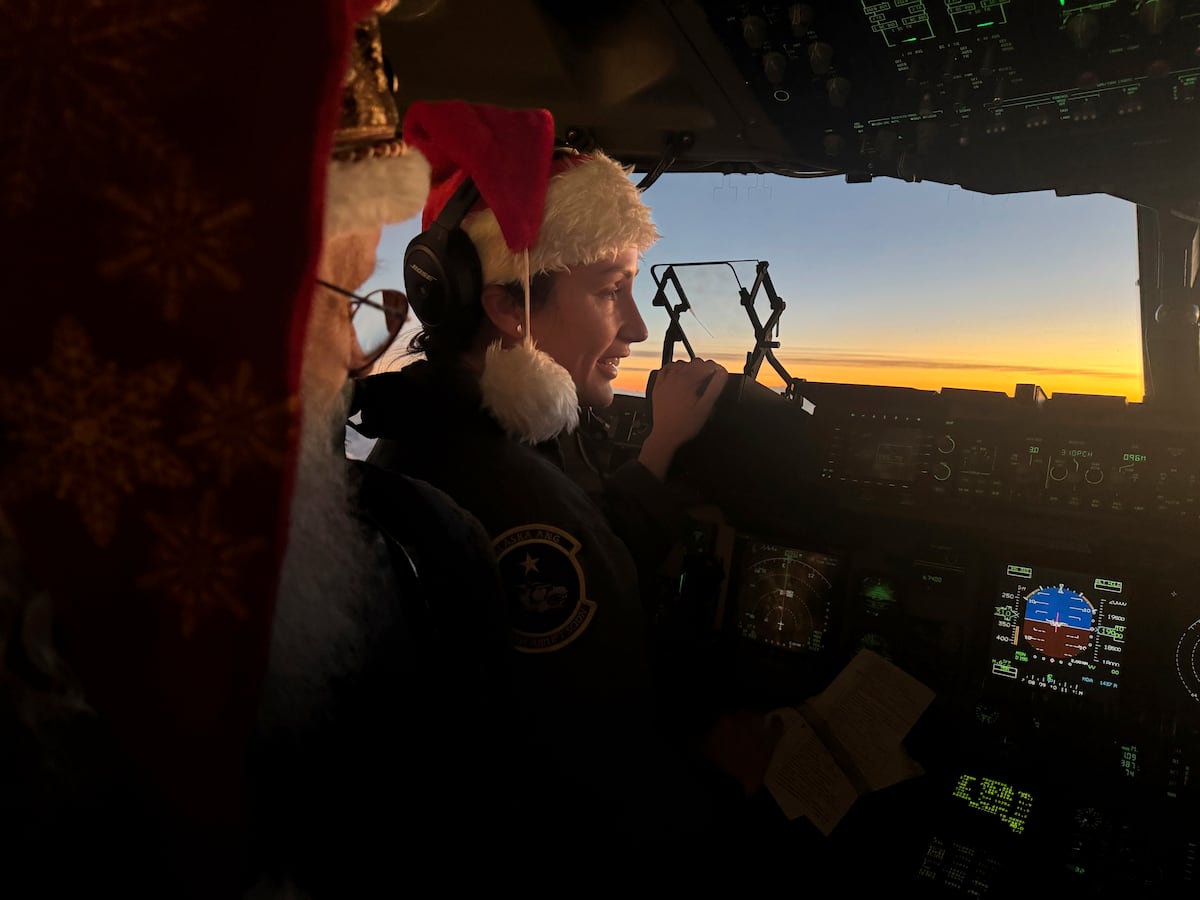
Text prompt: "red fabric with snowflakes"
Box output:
[[0, 0, 378, 889]]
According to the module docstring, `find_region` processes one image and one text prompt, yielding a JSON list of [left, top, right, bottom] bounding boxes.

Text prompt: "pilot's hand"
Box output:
[[638, 358, 728, 479], [702, 709, 782, 798]]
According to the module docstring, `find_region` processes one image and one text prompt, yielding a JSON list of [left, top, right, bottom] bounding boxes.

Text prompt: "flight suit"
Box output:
[[355, 360, 736, 848]]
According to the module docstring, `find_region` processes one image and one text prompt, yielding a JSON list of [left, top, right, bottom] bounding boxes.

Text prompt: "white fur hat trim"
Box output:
[[462, 150, 658, 286], [324, 146, 431, 236]]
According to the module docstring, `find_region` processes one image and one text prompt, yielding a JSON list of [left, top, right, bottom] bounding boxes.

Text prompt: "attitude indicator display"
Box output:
[[990, 562, 1128, 697]]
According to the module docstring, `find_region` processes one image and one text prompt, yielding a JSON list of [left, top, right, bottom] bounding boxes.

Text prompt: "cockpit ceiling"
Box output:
[[381, 1, 1200, 208]]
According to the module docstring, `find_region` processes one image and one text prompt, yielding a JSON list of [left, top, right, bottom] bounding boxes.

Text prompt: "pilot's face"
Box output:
[[531, 247, 648, 409]]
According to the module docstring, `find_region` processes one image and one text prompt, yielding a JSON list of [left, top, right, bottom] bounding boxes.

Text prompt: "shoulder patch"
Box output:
[[493, 524, 595, 653]]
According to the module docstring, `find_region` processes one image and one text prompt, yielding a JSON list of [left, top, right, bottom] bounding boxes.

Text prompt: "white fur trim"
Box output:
[[463, 151, 659, 285], [479, 339, 579, 444], [324, 148, 431, 236]]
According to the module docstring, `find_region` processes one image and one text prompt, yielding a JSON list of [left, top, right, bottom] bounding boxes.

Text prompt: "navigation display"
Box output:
[[845, 426, 924, 483], [990, 562, 1128, 697], [733, 539, 842, 653]]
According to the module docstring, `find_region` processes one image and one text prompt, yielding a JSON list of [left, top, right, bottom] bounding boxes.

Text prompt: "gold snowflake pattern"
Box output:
[[139, 491, 264, 636], [0, 0, 206, 213], [180, 361, 295, 485], [99, 164, 252, 320], [0, 316, 192, 545]]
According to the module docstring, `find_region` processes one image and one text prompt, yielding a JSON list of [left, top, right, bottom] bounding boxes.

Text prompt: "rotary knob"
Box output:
[[1066, 13, 1100, 49], [809, 42, 834, 75], [743, 15, 769, 49], [1139, 0, 1175, 35], [789, 3, 815, 35], [936, 435, 956, 454], [934, 462, 952, 482], [763, 52, 788, 85], [826, 75, 852, 108]]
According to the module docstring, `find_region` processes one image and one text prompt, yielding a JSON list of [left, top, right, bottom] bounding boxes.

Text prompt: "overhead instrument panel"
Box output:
[[699, 0, 1200, 203]]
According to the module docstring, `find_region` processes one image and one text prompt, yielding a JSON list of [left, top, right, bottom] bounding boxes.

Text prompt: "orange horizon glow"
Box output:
[[611, 349, 1145, 403]]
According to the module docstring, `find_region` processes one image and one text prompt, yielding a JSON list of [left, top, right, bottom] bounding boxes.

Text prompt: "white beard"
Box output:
[[0, 527, 91, 739], [257, 385, 388, 736]]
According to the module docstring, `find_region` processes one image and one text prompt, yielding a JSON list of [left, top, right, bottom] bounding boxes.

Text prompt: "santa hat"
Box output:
[[324, 3, 430, 236], [401, 100, 660, 443]]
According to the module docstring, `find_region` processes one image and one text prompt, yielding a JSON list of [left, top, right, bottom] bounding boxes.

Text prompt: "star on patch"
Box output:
[[521, 552, 540, 575]]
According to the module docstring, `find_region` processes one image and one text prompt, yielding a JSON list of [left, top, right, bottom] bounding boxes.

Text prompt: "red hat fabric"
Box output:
[[405, 100, 555, 254], [0, 0, 383, 892]]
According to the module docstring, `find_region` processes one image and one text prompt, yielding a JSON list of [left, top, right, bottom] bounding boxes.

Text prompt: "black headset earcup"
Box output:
[[403, 231, 447, 326], [403, 225, 482, 329], [403, 175, 484, 330]]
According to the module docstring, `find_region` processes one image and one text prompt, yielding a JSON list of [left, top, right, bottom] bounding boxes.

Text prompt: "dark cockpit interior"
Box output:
[[383, 3, 1200, 894], [384, 0, 1200, 201]]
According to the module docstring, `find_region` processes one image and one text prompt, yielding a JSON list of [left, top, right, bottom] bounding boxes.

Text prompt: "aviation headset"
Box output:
[[402, 176, 483, 330], [402, 146, 587, 331]]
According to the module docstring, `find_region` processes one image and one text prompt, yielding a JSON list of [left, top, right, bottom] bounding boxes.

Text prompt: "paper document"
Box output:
[[763, 649, 934, 836]]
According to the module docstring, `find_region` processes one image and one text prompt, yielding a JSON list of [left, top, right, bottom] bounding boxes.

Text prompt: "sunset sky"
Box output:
[[366, 171, 1144, 403]]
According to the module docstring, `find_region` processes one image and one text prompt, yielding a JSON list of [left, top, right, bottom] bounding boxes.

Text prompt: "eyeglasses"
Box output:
[[316, 279, 409, 377]]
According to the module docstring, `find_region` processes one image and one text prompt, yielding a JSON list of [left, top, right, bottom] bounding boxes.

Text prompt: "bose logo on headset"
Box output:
[[403, 177, 483, 330]]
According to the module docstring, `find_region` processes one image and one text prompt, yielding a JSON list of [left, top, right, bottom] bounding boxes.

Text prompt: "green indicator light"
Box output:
[[904, 37, 918, 43], [977, 20, 994, 26], [863, 582, 894, 602]]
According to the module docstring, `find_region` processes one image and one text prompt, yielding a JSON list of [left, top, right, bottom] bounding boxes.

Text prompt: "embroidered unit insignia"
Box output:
[[494, 523, 595, 653]]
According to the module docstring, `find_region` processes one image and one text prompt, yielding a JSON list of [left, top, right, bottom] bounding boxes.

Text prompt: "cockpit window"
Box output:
[[370, 171, 1142, 402]]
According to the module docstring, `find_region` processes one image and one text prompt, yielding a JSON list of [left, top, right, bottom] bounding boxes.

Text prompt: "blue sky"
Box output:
[[364, 172, 1142, 401]]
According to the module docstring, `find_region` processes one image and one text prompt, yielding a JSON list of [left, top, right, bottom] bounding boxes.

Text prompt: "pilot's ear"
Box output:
[[480, 284, 523, 341]]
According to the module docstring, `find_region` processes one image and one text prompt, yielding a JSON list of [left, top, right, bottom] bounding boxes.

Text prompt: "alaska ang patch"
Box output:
[[494, 524, 595, 653]]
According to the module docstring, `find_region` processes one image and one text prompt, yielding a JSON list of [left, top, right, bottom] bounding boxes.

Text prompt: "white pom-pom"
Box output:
[[480, 339, 579, 444]]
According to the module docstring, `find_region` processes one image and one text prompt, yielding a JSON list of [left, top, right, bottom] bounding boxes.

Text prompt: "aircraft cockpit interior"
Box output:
[[381, 2, 1200, 893]]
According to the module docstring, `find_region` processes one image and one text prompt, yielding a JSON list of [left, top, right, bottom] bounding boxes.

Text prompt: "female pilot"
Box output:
[[352, 100, 773, 851]]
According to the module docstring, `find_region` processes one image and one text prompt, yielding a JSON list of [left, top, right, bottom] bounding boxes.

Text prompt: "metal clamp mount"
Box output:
[[650, 258, 807, 401]]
